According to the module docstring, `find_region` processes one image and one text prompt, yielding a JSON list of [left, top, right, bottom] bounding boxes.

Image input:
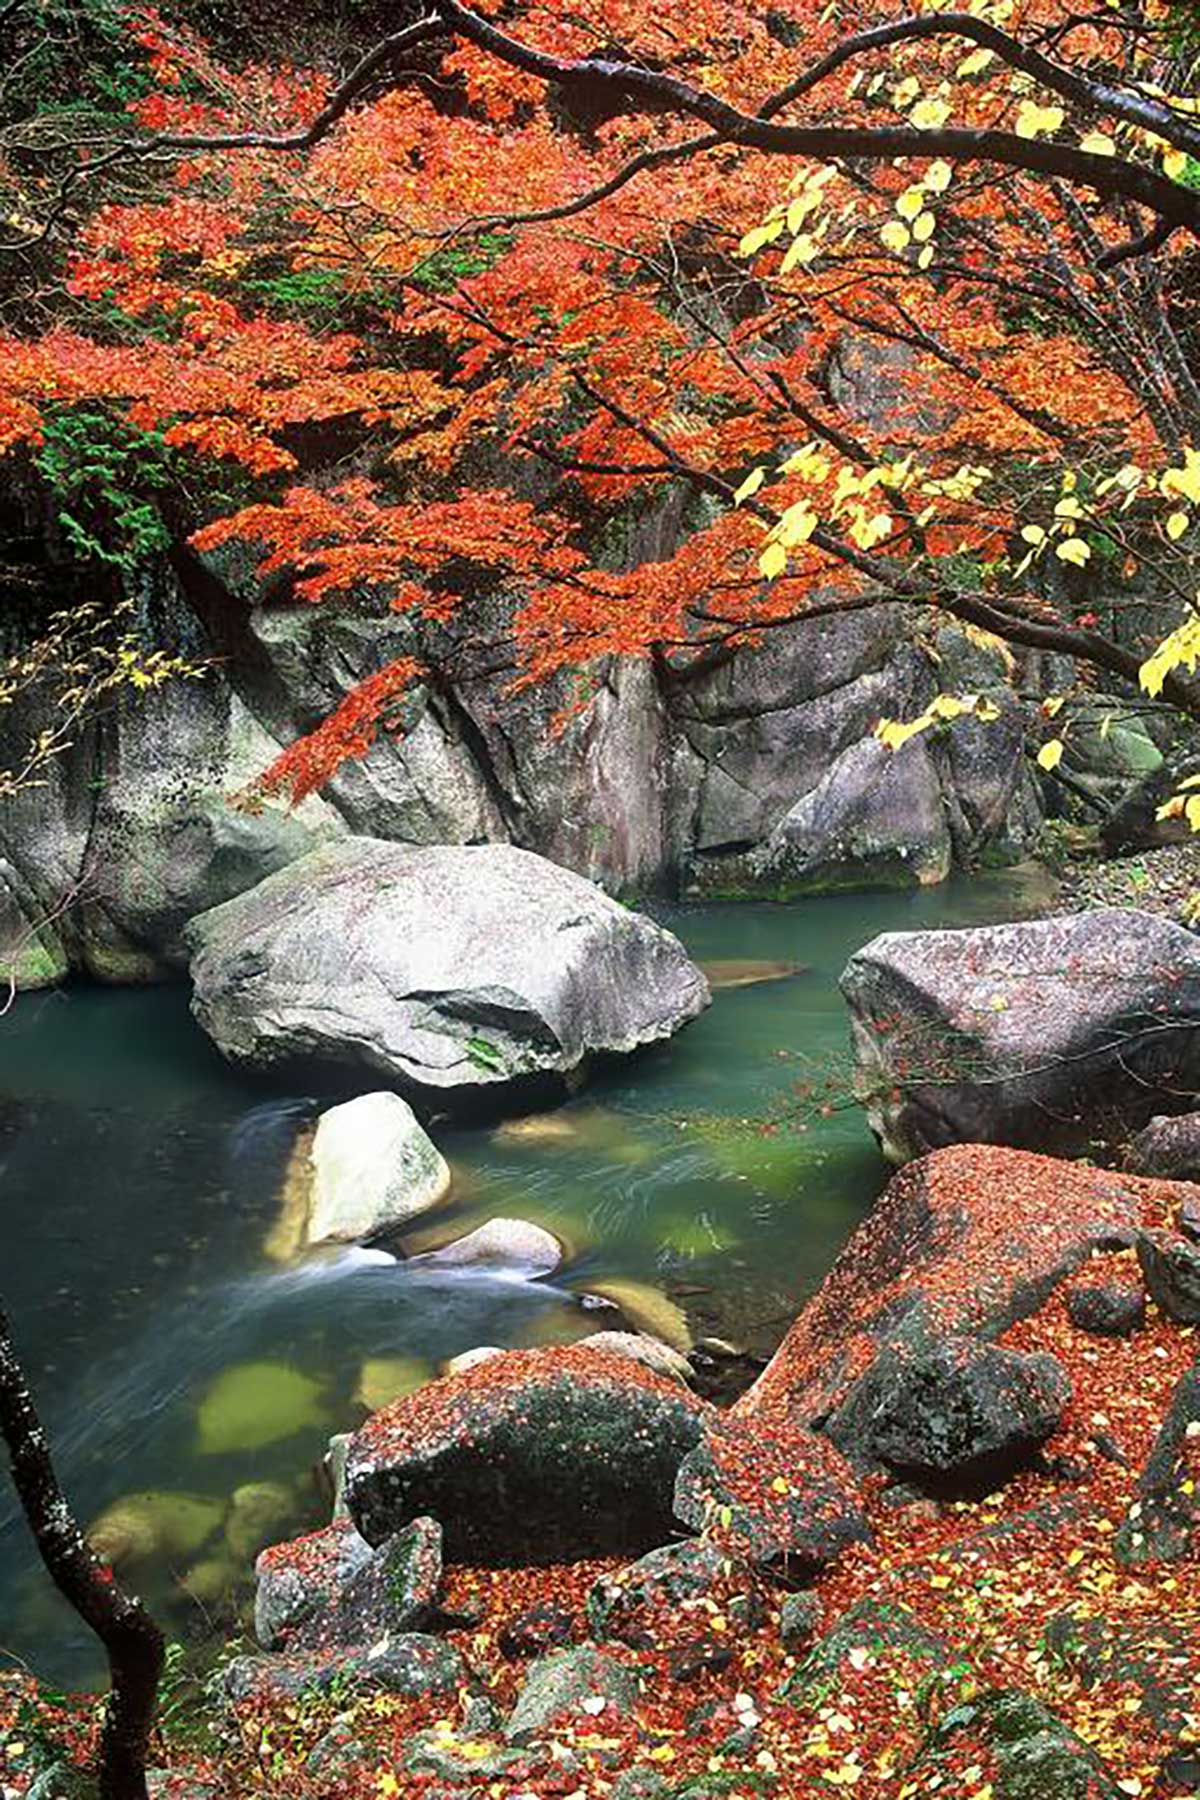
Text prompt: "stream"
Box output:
[[0, 874, 1050, 1686]]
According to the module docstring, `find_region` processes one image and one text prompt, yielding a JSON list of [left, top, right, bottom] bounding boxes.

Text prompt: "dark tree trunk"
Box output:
[[0, 1301, 164, 1800]]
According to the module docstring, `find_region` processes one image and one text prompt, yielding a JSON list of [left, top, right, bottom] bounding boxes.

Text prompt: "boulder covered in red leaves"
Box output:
[[673, 1409, 868, 1568], [736, 1145, 1191, 1484], [344, 1344, 714, 1562], [1116, 1358, 1200, 1565], [254, 1518, 373, 1650], [842, 907, 1200, 1162]]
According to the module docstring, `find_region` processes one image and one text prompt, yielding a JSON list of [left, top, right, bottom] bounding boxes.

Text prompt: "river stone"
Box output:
[[846, 1338, 1071, 1490], [184, 839, 709, 1096], [842, 908, 1200, 1163], [254, 1519, 374, 1650], [224, 1634, 468, 1705], [505, 1645, 641, 1743], [1116, 1360, 1200, 1565], [291, 1517, 443, 1651], [673, 1409, 868, 1569], [738, 1145, 1145, 1430], [586, 1540, 764, 1649], [1137, 1230, 1200, 1323], [307, 1093, 450, 1246], [344, 1344, 712, 1561], [224, 1481, 295, 1563], [409, 1217, 562, 1276], [1127, 1112, 1200, 1181], [1065, 1281, 1146, 1338], [576, 1331, 693, 1383]]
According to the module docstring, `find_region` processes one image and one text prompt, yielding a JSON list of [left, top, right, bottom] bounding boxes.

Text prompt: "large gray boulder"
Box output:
[[842, 908, 1200, 1162], [751, 735, 951, 897], [185, 839, 709, 1096]]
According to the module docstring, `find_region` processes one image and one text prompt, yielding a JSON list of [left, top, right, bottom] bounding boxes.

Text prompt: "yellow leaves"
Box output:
[[1037, 739, 1065, 771], [1021, 524, 1047, 545], [733, 467, 766, 504], [759, 540, 789, 579], [771, 1475, 791, 1494], [1016, 101, 1065, 139], [911, 97, 952, 131], [778, 503, 819, 547], [1164, 448, 1200, 506], [848, 509, 893, 550], [876, 692, 997, 752], [647, 1744, 676, 1763], [896, 186, 927, 221], [880, 219, 912, 253], [1056, 536, 1092, 567], [1080, 131, 1117, 156], [1167, 511, 1190, 541], [376, 1776, 400, 1798], [1140, 614, 1200, 697], [737, 217, 785, 258], [912, 212, 937, 243], [957, 46, 994, 78], [925, 160, 954, 195], [1163, 148, 1189, 181]]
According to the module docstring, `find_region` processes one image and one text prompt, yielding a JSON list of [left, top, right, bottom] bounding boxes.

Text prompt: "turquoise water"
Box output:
[[0, 875, 1049, 1685]]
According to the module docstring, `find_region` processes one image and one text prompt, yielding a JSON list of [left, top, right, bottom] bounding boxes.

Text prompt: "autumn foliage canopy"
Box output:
[[2, 0, 1200, 801]]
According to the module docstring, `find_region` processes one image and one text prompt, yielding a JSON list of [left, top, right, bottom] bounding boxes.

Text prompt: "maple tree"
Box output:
[[1, 0, 1200, 804]]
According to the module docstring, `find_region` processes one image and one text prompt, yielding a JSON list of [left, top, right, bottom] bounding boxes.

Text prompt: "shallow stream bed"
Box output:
[[0, 874, 1049, 1685]]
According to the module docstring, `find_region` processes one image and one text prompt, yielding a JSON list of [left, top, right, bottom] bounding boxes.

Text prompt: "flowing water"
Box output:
[[0, 874, 1051, 1686]]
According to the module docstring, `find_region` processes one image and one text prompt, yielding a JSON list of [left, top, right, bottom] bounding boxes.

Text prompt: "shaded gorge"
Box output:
[[0, 873, 1051, 1685]]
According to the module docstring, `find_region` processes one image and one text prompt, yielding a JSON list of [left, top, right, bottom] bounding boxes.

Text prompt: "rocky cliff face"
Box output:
[[0, 556, 1044, 989]]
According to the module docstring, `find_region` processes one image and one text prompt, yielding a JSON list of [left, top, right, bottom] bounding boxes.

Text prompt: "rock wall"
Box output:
[[0, 559, 1044, 988]]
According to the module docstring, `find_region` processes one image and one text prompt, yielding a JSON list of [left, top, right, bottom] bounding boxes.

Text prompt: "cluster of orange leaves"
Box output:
[[0, 0, 1194, 795]]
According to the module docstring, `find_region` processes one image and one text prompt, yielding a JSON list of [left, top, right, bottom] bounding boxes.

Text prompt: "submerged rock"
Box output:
[[307, 1092, 450, 1246], [842, 907, 1200, 1163], [224, 1482, 295, 1563], [354, 1356, 431, 1412], [699, 959, 808, 990], [87, 1491, 224, 1568], [580, 1279, 692, 1353], [185, 839, 709, 1096], [344, 1344, 712, 1562], [196, 1361, 328, 1456], [576, 1331, 693, 1384]]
